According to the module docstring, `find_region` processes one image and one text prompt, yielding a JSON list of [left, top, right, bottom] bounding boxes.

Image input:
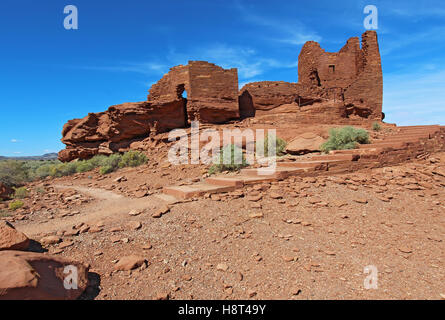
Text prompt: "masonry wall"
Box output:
[[147, 61, 239, 124], [240, 31, 383, 122]]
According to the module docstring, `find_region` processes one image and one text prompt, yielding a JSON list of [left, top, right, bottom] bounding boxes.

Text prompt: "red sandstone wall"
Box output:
[[241, 31, 383, 122], [147, 61, 239, 124], [187, 61, 239, 123]]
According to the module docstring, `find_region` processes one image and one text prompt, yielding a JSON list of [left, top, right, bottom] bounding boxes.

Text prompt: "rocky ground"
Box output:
[[1, 148, 444, 300]]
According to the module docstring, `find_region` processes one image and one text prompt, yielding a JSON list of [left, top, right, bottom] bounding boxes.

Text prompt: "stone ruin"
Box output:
[[59, 31, 383, 162]]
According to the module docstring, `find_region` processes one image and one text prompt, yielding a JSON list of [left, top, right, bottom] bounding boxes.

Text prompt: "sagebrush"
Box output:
[[320, 126, 370, 153], [256, 134, 287, 157], [0, 151, 148, 186], [208, 144, 248, 175]]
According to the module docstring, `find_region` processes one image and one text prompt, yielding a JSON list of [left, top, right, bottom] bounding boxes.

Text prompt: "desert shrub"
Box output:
[[9, 200, 24, 211], [75, 160, 96, 173], [0, 152, 147, 182], [32, 163, 55, 179], [208, 144, 248, 175], [372, 122, 382, 131], [256, 134, 287, 157], [118, 151, 147, 168], [87, 155, 109, 168], [50, 162, 78, 177], [320, 126, 370, 153], [0, 160, 28, 186], [13, 186, 29, 199], [101, 154, 122, 169], [99, 165, 114, 175], [35, 187, 46, 194]]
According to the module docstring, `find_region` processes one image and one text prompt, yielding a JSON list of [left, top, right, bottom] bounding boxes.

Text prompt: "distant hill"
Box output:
[[0, 153, 58, 161]]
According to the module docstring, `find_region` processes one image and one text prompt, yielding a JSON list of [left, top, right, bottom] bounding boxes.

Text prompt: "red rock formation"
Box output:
[[240, 31, 383, 121], [0, 250, 89, 300], [59, 32, 383, 161], [59, 100, 186, 162], [0, 221, 30, 251], [0, 183, 12, 200]]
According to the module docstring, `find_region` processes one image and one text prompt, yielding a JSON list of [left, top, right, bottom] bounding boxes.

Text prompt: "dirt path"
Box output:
[[16, 184, 166, 237]]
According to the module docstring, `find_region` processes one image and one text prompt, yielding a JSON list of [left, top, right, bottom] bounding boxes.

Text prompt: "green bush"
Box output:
[[118, 151, 147, 168], [13, 186, 29, 199], [0, 151, 148, 183], [9, 200, 24, 211], [256, 134, 287, 157], [33, 163, 54, 179], [99, 165, 114, 175], [372, 122, 382, 131], [76, 160, 96, 173], [0, 160, 28, 186], [50, 162, 77, 177], [320, 126, 370, 153], [208, 144, 248, 175]]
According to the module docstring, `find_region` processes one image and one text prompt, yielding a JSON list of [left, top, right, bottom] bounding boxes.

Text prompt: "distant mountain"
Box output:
[[0, 153, 59, 161]]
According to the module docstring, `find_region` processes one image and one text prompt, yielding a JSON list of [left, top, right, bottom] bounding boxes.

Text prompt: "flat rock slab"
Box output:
[[0, 221, 30, 251], [0, 250, 89, 300], [163, 183, 236, 199]]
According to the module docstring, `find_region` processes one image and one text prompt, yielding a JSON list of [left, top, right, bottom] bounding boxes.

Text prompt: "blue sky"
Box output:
[[1, 0, 444, 156]]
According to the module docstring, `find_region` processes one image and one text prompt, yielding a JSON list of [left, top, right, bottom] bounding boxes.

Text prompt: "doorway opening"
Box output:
[[176, 84, 189, 127]]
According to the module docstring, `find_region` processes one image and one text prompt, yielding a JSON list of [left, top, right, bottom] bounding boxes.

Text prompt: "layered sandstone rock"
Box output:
[[0, 251, 89, 300], [59, 100, 186, 162], [0, 221, 30, 251]]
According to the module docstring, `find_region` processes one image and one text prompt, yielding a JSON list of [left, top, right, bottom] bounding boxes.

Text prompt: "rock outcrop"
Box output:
[[59, 100, 186, 162], [0, 183, 12, 200], [0, 251, 89, 300], [0, 221, 30, 251], [285, 133, 326, 155], [59, 31, 383, 161]]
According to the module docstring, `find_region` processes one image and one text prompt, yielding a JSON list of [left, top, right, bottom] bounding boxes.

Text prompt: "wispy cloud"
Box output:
[[380, 26, 445, 56], [76, 44, 296, 82], [234, 2, 321, 45], [10, 139, 19, 143], [383, 66, 445, 125], [79, 62, 168, 76], [166, 44, 297, 80]]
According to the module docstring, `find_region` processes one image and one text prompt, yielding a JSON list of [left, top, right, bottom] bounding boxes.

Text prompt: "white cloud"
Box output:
[[234, 2, 321, 45], [380, 26, 445, 56], [80, 62, 168, 76], [383, 67, 445, 125], [166, 43, 297, 81]]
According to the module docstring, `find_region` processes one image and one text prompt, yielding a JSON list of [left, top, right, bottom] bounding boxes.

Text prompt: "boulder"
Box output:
[[0, 251, 89, 300], [114, 255, 146, 271], [0, 183, 13, 200], [286, 133, 326, 155], [0, 221, 30, 251]]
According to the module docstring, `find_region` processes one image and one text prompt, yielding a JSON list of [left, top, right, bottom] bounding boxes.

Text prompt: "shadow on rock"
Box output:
[[78, 272, 101, 300], [26, 240, 48, 253]]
